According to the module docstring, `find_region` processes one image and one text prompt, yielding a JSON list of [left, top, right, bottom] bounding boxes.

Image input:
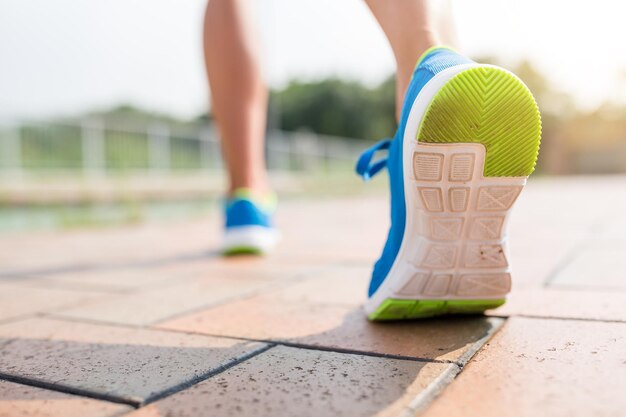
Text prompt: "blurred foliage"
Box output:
[[104, 131, 149, 171], [267, 57, 625, 174], [267, 58, 582, 141], [170, 137, 203, 170], [269, 77, 396, 140], [500, 58, 626, 173], [20, 124, 82, 170], [12, 57, 625, 175]]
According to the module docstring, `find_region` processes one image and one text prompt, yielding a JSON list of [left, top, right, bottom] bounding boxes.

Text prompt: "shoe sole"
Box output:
[[222, 226, 280, 256], [366, 64, 541, 321]]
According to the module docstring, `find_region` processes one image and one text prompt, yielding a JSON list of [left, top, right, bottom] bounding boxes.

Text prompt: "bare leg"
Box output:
[[364, 0, 458, 119], [204, 0, 270, 195]]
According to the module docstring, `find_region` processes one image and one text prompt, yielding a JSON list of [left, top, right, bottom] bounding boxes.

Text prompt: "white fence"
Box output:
[[0, 120, 369, 178]]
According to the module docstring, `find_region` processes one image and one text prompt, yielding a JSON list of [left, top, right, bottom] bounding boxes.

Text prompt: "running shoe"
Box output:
[[222, 189, 280, 255], [356, 46, 541, 320]]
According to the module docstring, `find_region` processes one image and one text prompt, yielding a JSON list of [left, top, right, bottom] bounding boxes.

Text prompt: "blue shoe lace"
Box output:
[[355, 138, 392, 181]]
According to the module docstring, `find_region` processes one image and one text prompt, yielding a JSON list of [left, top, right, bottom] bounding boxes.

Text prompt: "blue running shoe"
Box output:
[[222, 189, 280, 255], [356, 46, 541, 320]]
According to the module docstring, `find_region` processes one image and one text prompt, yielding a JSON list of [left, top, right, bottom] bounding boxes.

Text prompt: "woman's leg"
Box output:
[[364, 0, 457, 119], [203, 0, 270, 195]]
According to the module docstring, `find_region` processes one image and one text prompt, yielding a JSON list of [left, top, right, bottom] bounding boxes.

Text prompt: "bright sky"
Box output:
[[0, 0, 624, 121]]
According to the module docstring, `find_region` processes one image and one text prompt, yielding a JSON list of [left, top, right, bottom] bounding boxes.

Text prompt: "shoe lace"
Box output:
[[355, 138, 392, 181]]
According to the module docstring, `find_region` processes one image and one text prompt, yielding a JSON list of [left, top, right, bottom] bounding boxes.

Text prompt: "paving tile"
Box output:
[[494, 236, 626, 322], [491, 288, 626, 322], [0, 317, 267, 405], [18, 255, 325, 295], [54, 273, 280, 325], [158, 294, 503, 363], [512, 177, 619, 225], [0, 220, 216, 277], [507, 237, 581, 289], [0, 196, 386, 276], [259, 266, 371, 306], [0, 380, 131, 417], [273, 197, 388, 264], [549, 242, 626, 290], [422, 317, 626, 417], [503, 179, 606, 288], [124, 345, 457, 417], [171, 256, 329, 282], [19, 265, 205, 293], [597, 213, 626, 240], [0, 283, 107, 322]]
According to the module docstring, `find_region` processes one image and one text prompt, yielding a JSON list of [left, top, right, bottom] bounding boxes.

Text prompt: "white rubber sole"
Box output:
[[221, 226, 281, 255], [364, 64, 531, 317]]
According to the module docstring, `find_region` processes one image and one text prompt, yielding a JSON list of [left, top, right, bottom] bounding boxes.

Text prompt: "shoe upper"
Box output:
[[224, 190, 276, 230], [356, 47, 473, 297]]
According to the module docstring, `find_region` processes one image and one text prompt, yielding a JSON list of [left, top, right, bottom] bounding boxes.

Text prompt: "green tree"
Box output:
[[269, 77, 396, 140]]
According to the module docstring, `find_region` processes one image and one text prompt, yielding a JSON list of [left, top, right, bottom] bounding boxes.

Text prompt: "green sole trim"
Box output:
[[417, 66, 541, 177], [222, 246, 264, 256], [368, 298, 506, 321], [415, 45, 456, 68]]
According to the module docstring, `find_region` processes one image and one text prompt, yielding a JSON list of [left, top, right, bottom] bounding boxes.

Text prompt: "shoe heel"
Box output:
[[418, 65, 541, 178]]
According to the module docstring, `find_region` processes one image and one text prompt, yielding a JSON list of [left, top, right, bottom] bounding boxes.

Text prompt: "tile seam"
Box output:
[[0, 372, 141, 408]]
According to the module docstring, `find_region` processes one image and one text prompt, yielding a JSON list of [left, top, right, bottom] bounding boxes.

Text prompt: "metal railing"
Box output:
[[0, 120, 369, 179]]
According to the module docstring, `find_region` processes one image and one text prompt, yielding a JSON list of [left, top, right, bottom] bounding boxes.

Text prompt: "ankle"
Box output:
[[227, 180, 273, 199], [394, 34, 438, 67], [395, 44, 452, 118]]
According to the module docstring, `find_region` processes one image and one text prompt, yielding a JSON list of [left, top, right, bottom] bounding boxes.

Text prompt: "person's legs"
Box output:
[[204, 0, 270, 195], [364, 0, 457, 119]]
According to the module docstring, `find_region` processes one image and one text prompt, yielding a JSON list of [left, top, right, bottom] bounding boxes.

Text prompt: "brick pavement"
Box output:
[[1, 176, 625, 417]]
